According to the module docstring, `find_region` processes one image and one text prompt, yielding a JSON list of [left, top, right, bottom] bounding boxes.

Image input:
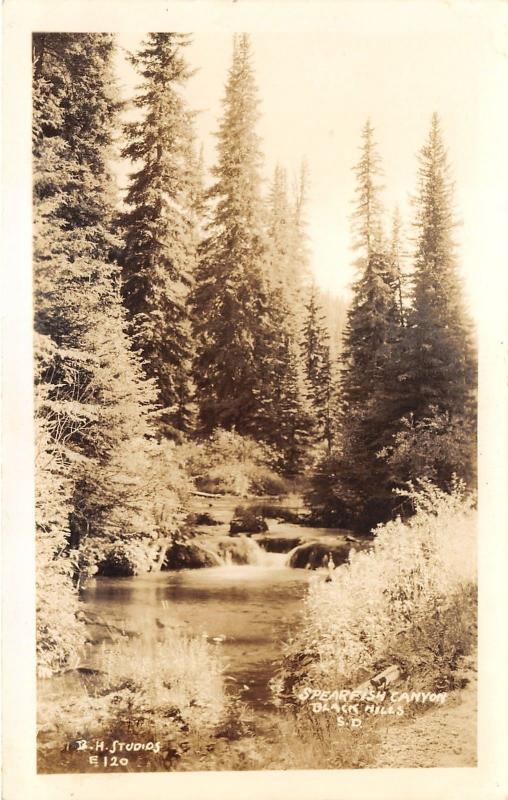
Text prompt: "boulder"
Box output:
[[193, 512, 222, 526], [287, 541, 352, 570], [229, 512, 268, 535], [96, 548, 137, 577], [161, 542, 222, 570], [256, 536, 304, 553]]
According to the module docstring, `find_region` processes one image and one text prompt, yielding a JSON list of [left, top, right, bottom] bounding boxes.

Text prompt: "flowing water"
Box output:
[[40, 525, 349, 715], [81, 553, 314, 707]]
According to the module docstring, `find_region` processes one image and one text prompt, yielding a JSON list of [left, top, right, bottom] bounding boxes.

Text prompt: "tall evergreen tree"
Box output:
[[120, 33, 198, 437], [301, 285, 334, 452], [408, 113, 475, 420], [33, 34, 187, 669], [264, 163, 311, 466], [351, 118, 385, 265], [265, 295, 313, 473], [389, 207, 406, 326], [266, 165, 293, 294], [311, 121, 404, 530], [340, 119, 396, 415], [192, 34, 275, 437], [386, 113, 477, 488]]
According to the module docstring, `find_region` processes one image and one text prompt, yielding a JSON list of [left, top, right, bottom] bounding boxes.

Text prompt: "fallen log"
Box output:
[[355, 664, 402, 693]]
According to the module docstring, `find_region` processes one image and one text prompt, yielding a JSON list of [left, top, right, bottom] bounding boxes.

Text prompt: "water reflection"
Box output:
[[81, 564, 314, 706]]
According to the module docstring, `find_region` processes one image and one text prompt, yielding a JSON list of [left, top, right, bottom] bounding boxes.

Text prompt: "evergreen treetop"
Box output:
[[407, 112, 476, 420], [192, 34, 275, 437], [351, 118, 385, 265], [120, 32, 198, 435]]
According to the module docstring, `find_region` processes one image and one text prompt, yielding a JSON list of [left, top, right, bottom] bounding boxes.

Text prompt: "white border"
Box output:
[[2, 2, 508, 798]]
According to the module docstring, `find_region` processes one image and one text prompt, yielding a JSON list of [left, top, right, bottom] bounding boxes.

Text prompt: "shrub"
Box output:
[[178, 428, 285, 496], [278, 479, 477, 693], [247, 466, 289, 496], [37, 627, 230, 772]]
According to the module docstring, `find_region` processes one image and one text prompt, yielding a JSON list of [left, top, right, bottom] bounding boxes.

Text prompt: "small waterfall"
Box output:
[[215, 536, 288, 568]]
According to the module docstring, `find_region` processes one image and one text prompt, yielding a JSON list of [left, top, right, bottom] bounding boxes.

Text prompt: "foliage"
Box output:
[[350, 117, 385, 263], [325, 120, 405, 529], [380, 407, 477, 490], [179, 428, 286, 496], [262, 163, 318, 471], [400, 113, 477, 470], [34, 361, 84, 675], [38, 628, 230, 771], [192, 34, 275, 438], [301, 285, 334, 452], [120, 33, 198, 436], [279, 480, 476, 692], [33, 33, 190, 675], [311, 115, 476, 531]]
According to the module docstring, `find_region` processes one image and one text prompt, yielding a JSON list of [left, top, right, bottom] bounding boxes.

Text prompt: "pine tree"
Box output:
[[120, 33, 198, 437], [292, 160, 313, 284], [266, 165, 293, 293], [409, 113, 475, 419], [33, 34, 188, 669], [389, 207, 406, 326], [265, 301, 312, 474], [340, 252, 401, 413], [386, 114, 477, 488], [188, 143, 207, 243], [351, 118, 385, 265], [340, 119, 396, 415], [301, 285, 334, 452], [192, 34, 275, 438], [263, 163, 312, 467], [311, 121, 404, 530]]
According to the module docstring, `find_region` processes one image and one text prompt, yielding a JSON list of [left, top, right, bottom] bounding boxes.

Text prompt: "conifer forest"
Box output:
[[34, 32, 478, 773]]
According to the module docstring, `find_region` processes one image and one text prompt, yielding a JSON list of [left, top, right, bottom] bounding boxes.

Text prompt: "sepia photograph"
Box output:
[[3, 1, 508, 798]]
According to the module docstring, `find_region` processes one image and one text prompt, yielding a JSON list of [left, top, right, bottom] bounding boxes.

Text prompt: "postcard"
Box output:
[[2, 2, 508, 798]]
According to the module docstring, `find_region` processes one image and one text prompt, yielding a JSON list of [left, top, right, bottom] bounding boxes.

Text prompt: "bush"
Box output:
[[277, 480, 477, 694], [246, 466, 289, 496], [178, 428, 286, 496], [38, 627, 230, 772]]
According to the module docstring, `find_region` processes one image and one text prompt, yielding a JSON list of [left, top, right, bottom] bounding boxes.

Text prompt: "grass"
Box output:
[[37, 624, 236, 773], [37, 479, 477, 773]]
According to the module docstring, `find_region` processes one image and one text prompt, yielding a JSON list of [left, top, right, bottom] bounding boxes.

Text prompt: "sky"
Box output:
[[114, 10, 500, 315]]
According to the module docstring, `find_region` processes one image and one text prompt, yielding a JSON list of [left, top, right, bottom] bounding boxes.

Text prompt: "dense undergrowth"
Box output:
[[37, 625, 237, 772], [179, 429, 290, 497], [275, 480, 476, 698], [38, 479, 477, 772]]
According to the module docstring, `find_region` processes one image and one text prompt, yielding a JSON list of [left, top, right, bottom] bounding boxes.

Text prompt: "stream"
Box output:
[[81, 555, 314, 708], [40, 522, 349, 717]]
